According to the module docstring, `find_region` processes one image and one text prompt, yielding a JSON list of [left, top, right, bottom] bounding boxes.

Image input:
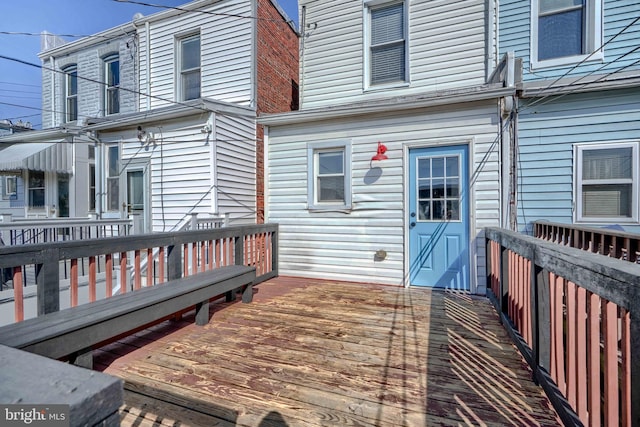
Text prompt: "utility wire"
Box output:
[[0, 81, 40, 88], [113, 0, 294, 25], [0, 31, 117, 40], [524, 15, 640, 110]]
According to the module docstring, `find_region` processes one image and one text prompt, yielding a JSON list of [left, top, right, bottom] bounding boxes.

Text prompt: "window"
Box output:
[[531, 0, 603, 68], [3, 176, 16, 199], [63, 65, 78, 122], [89, 145, 96, 211], [106, 145, 120, 212], [365, 1, 408, 87], [307, 141, 352, 210], [104, 55, 120, 115], [575, 142, 638, 223], [28, 171, 45, 208], [178, 34, 201, 101]]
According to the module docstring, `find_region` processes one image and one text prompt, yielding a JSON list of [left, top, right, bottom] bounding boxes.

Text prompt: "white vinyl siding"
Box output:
[[267, 101, 500, 292], [139, 1, 253, 110], [575, 142, 638, 222], [300, 0, 486, 108]]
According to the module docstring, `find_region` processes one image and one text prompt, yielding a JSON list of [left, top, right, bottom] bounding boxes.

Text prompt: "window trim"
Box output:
[[363, 0, 409, 91], [176, 32, 201, 102], [307, 141, 352, 211], [63, 65, 78, 123], [103, 54, 120, 115], [574, 141, 639, 223], [3, 176, 17, 199], [530, 0, 603, 70]]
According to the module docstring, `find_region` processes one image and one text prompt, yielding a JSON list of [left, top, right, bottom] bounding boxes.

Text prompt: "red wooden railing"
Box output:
[[534, 220, 640, 263], [0, 224, 278, 325], [487, 228, 639, 427]]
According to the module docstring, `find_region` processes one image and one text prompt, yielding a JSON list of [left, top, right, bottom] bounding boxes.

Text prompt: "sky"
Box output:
[[0, 0, 299, 129]]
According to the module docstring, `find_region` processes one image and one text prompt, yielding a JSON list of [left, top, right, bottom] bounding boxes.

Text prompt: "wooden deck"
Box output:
[[95, 276, 561, 427]]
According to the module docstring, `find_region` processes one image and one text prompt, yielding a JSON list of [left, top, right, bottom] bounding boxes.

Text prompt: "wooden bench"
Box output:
[[0, 264, 256, 369]]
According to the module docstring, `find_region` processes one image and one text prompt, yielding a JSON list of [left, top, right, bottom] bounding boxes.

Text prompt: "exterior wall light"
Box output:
[[371, 141, 388, 161]]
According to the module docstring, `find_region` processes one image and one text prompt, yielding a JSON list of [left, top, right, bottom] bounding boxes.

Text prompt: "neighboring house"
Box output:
[[498, 0, 640, 234], [261, 0, 516, 293], [4, 0, 298, 231]]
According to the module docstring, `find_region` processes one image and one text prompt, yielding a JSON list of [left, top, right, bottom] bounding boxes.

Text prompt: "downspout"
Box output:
[[145, 21, 151, 111], [209, 113, 218, 214], [50, 56, 56, 127]]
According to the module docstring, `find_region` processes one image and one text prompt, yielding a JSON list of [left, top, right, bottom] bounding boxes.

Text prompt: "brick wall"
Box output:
[[256, 0, 299, 223]]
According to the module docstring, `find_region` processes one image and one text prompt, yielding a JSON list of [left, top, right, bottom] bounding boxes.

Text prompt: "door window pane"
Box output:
[[416, 155, 462, 222]]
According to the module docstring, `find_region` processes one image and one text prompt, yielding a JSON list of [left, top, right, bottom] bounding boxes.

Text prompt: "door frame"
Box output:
[[403, 138, 477, 292]]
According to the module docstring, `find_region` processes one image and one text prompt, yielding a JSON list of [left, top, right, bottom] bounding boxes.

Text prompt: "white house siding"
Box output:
[[516, 87, 640, 234], [267, 101, 501, 293], [99, 110, 256, 231], [499, 0, 640, 81], [300, 0, 487, 109], [139, 0, 253, 111]]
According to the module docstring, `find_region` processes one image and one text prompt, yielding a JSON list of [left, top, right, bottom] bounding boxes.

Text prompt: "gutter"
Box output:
[[519, 70, 640, 98], [84, 98, 256, 131], [259, 85, 515, 126]]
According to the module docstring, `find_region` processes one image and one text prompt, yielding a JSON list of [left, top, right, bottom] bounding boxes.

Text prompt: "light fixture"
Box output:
[[137, 125, 155, 144], [371, 141, 388, 161]]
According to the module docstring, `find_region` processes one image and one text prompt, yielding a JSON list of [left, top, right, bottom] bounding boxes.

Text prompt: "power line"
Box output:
[[0, 31, 115, 40], [524, 15, 640, 110], [113, 0, 293, 25], [0, 81, 40, 88], [0, 53, 212, 116]]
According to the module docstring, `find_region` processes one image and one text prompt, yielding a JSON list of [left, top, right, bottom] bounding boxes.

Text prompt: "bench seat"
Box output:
[[0, 264, 256, 367]]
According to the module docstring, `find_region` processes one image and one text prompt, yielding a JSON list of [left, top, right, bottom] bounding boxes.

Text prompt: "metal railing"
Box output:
[[486, 227, 640, 426], [534, 220, 640, 263], [0, 223, 278, 325]]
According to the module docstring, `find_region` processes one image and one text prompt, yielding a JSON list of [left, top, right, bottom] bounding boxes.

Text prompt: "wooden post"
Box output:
[[630, 309, 640, 426], [167, 243, 181, 281], [37, 248, 60, 315], [500, 243, 509, 316], [535, 265, 551, 372]]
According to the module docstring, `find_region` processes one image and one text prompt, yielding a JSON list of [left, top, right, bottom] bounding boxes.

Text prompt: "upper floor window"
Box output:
[[531, 0, 603, 69], [365, 1, 408, 88], [178, 34, 201, 101], [63, 65, 78, 122], [104, 55, 120, 115], [574, 142, 639, 223]]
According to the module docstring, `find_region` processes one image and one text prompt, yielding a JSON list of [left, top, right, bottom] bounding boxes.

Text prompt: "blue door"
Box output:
[[409, 145, 469, 289]]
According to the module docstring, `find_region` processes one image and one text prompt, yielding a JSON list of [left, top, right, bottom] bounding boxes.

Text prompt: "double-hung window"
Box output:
[[307, 141, 352, 210], [3, 176, 16, 199], [178, 34, 201, 101], [104, 55, 120, 115], [365, 1, 408, 88], [63, 65, 78, 122], [575, 142, 638, 223], [531, 0, 603, 68], [106, 145, 120, 212]]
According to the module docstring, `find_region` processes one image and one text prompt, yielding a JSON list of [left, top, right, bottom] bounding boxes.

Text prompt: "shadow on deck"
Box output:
[[96, 276, 561, 427]]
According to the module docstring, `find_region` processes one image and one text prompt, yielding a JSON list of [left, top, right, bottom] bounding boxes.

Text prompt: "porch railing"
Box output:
[[0, 223, 278, 325], [534, 220, 640, 263], [486, 227, 640, 427], [0, 217, 132, 246]]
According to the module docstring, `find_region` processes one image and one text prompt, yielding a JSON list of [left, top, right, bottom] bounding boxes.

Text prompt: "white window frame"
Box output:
[[104, 54, 120, 115], [307, 141, 352, 211], [530, 0, 603, 70], [177, 33, 201, 101], [3, 176, 16, 199], [363, 0, 409, 91], [28, 170, 46, 209], [106, 144, 121, 213], [63, 65, 78, 123], [574, 141, 639, 223]]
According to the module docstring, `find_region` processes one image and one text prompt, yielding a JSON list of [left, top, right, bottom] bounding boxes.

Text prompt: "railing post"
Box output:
[[500, 243, 509, 315], [631, 310, 640, 426], [36, 248, 60, 315], [271, 225, 279, 276], [534, 263, 551, 373]]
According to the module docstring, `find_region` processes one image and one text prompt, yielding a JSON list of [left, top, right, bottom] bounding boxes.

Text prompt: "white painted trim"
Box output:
[[264, 126, 270, 221], [209, 113, 218, 214], [573, 140, 640, 224], [306, 140, 353, 211]]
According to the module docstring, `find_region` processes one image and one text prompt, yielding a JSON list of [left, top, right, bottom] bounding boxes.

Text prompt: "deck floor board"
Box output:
[[97, 276, 561, 426]]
